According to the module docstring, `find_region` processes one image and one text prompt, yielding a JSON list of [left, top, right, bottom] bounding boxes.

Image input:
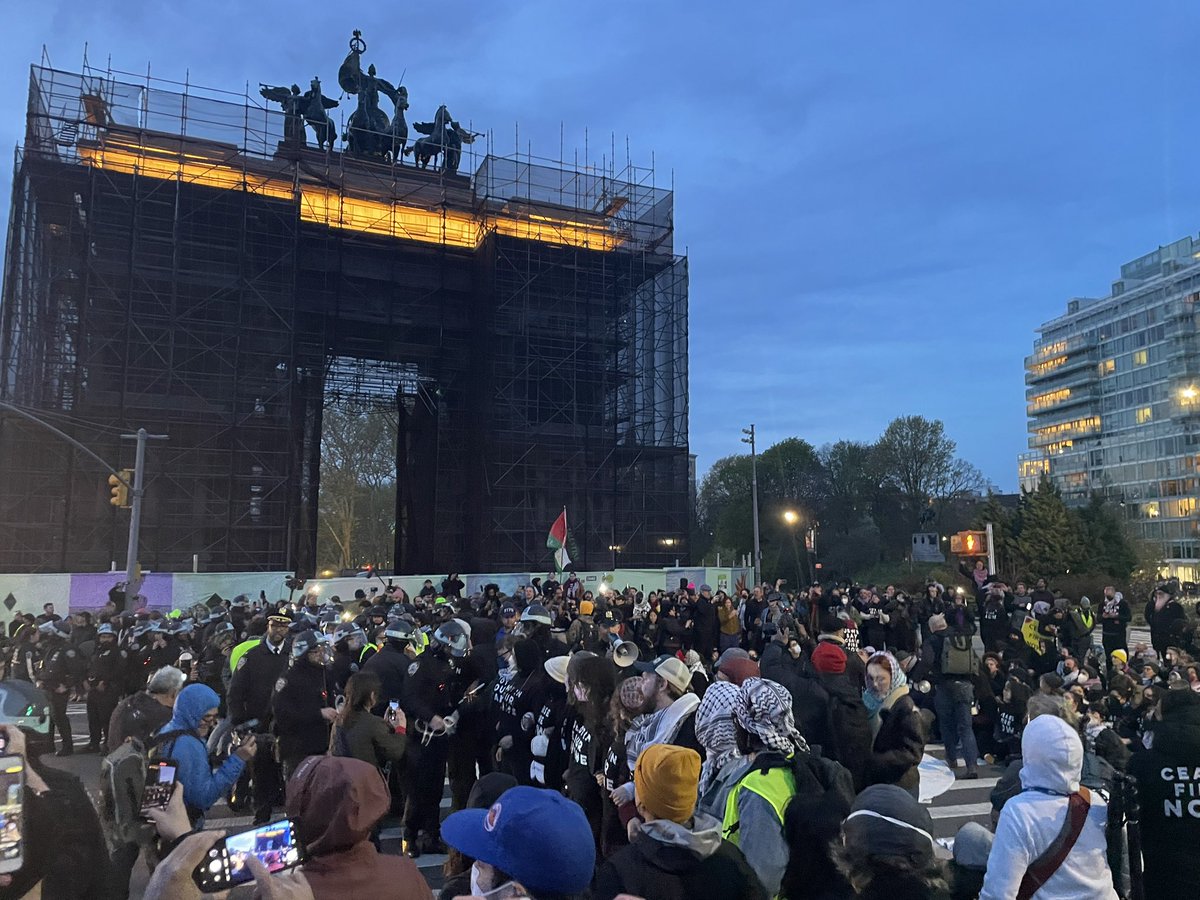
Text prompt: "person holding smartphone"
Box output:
[[157, 683, 256, 824], [329, 672, 406, 770], [0, 685, 113, 899]]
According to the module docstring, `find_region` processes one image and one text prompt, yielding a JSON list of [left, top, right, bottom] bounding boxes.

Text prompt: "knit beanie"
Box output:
[[842, 784, 935, 864], [579, 600, 595, 615], [634, 744, 701, 823], [810, 642, 847, 674], [719, 656, 760, 686], [927, 613, 947, 633]]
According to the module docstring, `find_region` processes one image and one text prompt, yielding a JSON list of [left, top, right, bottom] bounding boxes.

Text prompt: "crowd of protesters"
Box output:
[[1, 564, 1199, 898]]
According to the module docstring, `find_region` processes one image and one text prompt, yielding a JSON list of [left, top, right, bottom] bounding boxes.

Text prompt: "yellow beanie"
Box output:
[[634, 744, 701, 823], [1110, 649, 1128, 664], [579, 600, 595, 615]]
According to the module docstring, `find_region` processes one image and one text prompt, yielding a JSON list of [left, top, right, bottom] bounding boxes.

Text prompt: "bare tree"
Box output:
[[317, 403, 396, 571]]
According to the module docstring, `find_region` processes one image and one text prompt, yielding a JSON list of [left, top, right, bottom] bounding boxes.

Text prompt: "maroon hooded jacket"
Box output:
[[286, 755, 432, 900]]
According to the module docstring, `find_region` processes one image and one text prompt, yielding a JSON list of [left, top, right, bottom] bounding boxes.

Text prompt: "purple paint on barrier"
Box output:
[[68, 572, 173, 611]]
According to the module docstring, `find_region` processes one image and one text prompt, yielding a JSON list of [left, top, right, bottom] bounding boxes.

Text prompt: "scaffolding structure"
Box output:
[[0, 60, 689, 575]]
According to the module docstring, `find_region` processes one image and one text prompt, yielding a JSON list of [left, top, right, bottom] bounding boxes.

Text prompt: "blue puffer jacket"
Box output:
[[157, 683, 245, 816]]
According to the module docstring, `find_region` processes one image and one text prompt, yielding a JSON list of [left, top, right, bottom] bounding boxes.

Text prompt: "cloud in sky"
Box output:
[[3, 1, 1200, 489]]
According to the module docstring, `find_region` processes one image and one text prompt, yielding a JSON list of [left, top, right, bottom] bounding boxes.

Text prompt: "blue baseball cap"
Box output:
[[441, 786, 594, 894]]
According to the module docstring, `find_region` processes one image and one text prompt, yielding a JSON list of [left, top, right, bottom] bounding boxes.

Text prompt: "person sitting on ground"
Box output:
[[721, 677, 809, 898], [979, 714, 1118, 899], [948, 822, 992, 900], [862, 650, 925, 796], [832, 783, 950, 900], [441, 785, 595, 900], [1126, 688, 1200, 898], [287, 755, 432, 900], [594, 743, 766, 900], [438, 772, 518, 900], [694, 680, 749, 818]]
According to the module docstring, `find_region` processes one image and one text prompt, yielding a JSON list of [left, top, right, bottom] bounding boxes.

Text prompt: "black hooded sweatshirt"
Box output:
[[1127, 692, 1200, 897]]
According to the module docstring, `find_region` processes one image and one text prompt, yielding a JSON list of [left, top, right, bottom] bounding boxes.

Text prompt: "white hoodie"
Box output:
[[980, 715, 1118, 900]]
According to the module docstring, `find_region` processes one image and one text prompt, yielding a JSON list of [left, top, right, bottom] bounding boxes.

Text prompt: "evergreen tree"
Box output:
[[1077, 495, 1140, 579], [1012, 477, 1086, 579]]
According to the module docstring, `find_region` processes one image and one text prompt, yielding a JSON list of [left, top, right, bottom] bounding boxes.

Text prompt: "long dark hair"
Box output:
[[338, 671, 381, 728]]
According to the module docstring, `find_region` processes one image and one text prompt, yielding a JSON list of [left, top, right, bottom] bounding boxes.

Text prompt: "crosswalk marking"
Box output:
[[944, 776, 999, 791], [929, 801, 993, 820]]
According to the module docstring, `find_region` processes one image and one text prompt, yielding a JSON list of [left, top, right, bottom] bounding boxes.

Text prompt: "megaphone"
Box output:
[[612, 639, 640, 668]]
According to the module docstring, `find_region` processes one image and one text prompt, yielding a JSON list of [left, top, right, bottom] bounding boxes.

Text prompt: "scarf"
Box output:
[[694, 681, 740, 794], [733, 677, 809, 755], [625, 693, 701, 770], [863, 651, 909, 733]]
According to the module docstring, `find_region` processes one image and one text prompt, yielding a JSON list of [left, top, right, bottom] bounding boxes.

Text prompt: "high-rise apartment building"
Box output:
[[1023, 235, 1200, 579]]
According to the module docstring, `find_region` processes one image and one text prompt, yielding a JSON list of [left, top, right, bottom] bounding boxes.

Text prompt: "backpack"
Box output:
[[99, 728, 197, 844], [941, 633, 978, 676], [573, 620, 599, 652]]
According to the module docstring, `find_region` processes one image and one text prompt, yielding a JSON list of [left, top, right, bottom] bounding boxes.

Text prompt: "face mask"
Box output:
[[471, 861, 494, 895]]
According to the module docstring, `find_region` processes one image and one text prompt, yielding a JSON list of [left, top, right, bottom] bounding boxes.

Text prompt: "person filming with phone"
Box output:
[[330, 671, 407, 770], [0, 683, 112, 899], [157, 683, 256, 825]]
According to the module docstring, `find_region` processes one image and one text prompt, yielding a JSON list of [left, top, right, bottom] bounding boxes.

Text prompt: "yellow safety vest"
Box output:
[[722, 761, 795, 843]]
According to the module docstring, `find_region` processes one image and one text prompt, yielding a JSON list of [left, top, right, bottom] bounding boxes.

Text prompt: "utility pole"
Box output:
[[741, 424, 761, 583], [120, 428, 168, 591]]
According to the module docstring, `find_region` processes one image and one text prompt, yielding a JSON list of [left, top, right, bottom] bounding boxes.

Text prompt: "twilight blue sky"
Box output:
[[5, 1, 1200, 491]]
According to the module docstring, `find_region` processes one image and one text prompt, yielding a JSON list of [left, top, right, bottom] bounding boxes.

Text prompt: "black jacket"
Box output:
[[866, 691, 925, 792], [761, 642, 834, 752], [271, 658, 334, 762], [227, 640, 288, 725], [818, 672, 873, 792], [1145, 598, 1188, 649], [1127, 699, 1200, 897], [593, 826, 767, 900], [361, 643, 411, 715]]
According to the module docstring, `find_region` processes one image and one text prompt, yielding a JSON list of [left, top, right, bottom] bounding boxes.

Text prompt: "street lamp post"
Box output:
[[742, 425, 761, 583], [782, 509, 801, 587]]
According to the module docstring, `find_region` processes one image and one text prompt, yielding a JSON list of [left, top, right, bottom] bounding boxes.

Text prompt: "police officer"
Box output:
[[37, 620, 85, 756], [195, 622, 236, 709], [9, 623, 40, 683], [361, 618, 419, 714], [228, 614, 291, 824], [271, 629, 336, 781], [402, 619, 470, 856], [84, 623, 127, 753], [330, 623, 367, 695]]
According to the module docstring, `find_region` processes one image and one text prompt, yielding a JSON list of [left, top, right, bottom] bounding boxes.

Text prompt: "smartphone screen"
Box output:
[[141, 761, 177, 813], [195, 819, 301, 891], [388, 700, 400, 711], [0, 755, 24, 874]]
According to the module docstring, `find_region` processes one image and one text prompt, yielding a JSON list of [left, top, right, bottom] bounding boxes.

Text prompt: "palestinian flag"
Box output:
[[547, 508, 571, 572]]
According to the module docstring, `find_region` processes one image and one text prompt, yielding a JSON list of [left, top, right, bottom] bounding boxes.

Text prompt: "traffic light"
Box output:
[[108, 470, 133, 508], [949, 530, 987, 555]]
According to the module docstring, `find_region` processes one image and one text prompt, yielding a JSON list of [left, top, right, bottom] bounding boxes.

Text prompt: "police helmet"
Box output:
[[432, 620, 470, 658], [520, 604, 553, 626], [291, 629, 325, 659], [384, 620, 416, 643], [334, 624, 366, 647]]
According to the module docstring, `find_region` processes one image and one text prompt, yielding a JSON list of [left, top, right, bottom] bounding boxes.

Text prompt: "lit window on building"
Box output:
[[1099, 359, 1116, 376], [1136, 406, 1153, 424], [1133, 349, 1148, 366]]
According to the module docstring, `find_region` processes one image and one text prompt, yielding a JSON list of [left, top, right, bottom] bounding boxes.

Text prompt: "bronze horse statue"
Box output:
[[338, 31, 400, 159], [409, 106, 477, 174]]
